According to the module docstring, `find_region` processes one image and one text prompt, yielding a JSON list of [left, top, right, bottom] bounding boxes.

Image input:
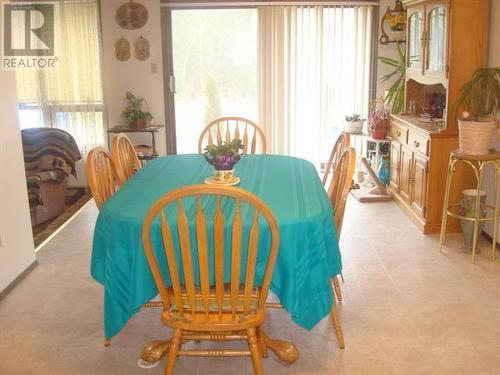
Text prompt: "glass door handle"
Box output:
[[169, 75, 176, 94]]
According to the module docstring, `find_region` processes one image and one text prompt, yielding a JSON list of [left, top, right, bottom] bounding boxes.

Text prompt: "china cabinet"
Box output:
[[388, 0, 489, 234]]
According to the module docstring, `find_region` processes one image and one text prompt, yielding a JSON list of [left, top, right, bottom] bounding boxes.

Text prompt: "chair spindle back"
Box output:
[[142, 184, 280, 323], [111, 134, 141, 186], [85, 147, 116, 209], [322, 131, 351, 187], [198, 117, 267, 155], [328, 147, 356, 237]]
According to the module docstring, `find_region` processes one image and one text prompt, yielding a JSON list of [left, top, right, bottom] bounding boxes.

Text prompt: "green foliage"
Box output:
[[345, 114, 361, 122], [204, 139, 243, 158], [378, 43, 406, 114], [121, 91, 153, 124], [455, 67, 500, 121], [204, 75, 222, 125]]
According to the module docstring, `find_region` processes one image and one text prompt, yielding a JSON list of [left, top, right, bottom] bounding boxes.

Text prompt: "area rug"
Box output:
[[33, 189, 92, 248]]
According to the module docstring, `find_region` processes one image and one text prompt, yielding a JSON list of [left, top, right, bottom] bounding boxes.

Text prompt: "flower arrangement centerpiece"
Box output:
[[204, 139, 244, 184]]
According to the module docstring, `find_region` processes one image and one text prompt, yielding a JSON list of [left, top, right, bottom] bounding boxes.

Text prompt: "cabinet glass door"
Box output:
[[407, 10, 423, 69], [427, 6, 446, 73]]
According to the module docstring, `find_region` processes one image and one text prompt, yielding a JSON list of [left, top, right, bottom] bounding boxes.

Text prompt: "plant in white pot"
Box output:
[[345, 114, 366, 134], [455, 67, 500, 155]]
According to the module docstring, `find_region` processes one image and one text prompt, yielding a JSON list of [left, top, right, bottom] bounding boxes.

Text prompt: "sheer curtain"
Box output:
[[15, 0, 106, 154], [259, 5, 374, 167]]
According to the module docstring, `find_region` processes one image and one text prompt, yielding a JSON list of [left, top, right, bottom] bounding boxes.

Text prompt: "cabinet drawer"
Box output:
[[408, 130, 429, 156], [390, 121, 408, 144]]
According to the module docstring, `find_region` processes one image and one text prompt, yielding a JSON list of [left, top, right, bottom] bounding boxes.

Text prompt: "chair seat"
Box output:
[[162, 287, 264, 331]]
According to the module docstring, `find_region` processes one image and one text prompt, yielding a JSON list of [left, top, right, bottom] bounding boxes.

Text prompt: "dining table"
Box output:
[[91, 153, 342, 363]]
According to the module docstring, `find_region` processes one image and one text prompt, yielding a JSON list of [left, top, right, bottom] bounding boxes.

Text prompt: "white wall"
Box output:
[[0, 67, 37, 293], [100, 0, 167, 155], [482, 0, 500, 239], [376, 0, 401, 100]]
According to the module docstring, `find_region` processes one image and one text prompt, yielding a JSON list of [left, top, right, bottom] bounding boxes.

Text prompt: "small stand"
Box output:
[[107, 124, 164, 163], [439, 150, 500, 263]]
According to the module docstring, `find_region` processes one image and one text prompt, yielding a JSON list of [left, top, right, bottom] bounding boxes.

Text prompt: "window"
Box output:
[[169, 8, 258, 154], [259, 5, 374, 167], [15, 0, 105, 154]]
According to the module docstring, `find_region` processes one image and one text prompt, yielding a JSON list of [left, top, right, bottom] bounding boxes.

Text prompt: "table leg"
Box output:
[[261, 331, 299, 363], [140, 339, 171, 363]]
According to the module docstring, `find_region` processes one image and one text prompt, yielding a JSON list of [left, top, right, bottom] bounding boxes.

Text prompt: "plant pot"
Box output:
[[213, 168, 235, 183], [371, 129, 387, 140], [345, 120, 365, 134], [129, 118, 150, 130], [458, 119, 496, 155], [459, 189, 487, 254]]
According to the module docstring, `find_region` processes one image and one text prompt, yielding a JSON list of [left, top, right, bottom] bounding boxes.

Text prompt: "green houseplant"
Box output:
[[455, 67, 500, 155], [378, 43, 406, 114], [122, 91, 153, 130], [204, 139, 244, 183]]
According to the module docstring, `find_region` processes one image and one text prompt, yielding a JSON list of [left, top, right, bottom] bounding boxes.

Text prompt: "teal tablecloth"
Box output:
[[91, 154, 341, 339]]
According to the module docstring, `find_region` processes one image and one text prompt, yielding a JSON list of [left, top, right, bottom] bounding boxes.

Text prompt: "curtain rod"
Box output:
[[160, 2, 379, 7]]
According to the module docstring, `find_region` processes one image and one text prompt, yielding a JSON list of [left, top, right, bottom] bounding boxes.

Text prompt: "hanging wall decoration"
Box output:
[[114, 37, 131, 62], [133, 35, 150, 61], [379, 0, 406, 45], [115, 0, 148, 30]]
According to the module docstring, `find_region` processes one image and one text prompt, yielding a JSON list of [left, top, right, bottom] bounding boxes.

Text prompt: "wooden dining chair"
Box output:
[[322, 131, 351, 187], [322, 132, 350, 302], [85, 147, 117, 209], [111, 134, 142, 186], [142, 184, 280, 375], [327, 147, 356, 304], [198, 117, 267, 154]]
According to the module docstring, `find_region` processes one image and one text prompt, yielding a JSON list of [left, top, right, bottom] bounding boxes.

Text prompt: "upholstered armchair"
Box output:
[[21, 128, 82, 227]]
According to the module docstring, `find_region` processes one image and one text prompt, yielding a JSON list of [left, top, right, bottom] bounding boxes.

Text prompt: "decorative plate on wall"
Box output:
[[115, 0, 148, 30], [133, 35, 150, 61], [114, 37, 131, 62]]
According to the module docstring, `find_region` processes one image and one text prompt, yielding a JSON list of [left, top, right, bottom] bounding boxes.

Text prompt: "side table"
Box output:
[[439, 150, 500, 263], [107, 124, 164, 162]]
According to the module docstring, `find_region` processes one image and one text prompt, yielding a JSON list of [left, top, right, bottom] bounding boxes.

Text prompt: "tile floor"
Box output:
[[1, 198, 500, 374]]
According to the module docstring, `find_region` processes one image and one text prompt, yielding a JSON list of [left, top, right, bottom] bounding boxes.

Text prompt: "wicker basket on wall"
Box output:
[[458, 120, 496, 155]]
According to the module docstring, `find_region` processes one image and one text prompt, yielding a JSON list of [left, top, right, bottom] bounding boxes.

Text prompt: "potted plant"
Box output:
[[122, 91, 153, 130], [345, 114, 366, 134], [204, 139, 244, 183], [455, 67, 500, 155], [368, 99, 391, 140]]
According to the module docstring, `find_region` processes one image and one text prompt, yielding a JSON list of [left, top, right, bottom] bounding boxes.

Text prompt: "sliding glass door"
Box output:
[[169, 9, 258, 154]]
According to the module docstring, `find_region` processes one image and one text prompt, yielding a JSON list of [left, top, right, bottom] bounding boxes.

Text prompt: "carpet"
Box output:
[[32, 189, 92, 248]]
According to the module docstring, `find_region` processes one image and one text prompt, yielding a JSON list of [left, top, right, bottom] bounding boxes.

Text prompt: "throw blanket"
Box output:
[[22, 128, 82, 206]]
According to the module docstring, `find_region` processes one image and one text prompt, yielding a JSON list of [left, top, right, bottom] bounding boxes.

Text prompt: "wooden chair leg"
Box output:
[[332, 276, 343, 302], [330, 304, 345, 349], [164, 329, 182, 375], [247, 328, 264, 375], [256, 327, 268, 358]]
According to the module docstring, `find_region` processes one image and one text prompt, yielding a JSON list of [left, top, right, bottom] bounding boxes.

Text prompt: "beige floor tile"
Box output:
[[2, 198, 500, 374]]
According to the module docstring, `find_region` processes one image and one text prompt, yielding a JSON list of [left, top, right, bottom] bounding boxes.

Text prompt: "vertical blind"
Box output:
[[15, 0, 106, 154], [259, 5, 374, 166]]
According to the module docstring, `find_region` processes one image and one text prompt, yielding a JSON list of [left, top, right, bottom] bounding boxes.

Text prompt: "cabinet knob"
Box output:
[[414, 140, 420, 148]]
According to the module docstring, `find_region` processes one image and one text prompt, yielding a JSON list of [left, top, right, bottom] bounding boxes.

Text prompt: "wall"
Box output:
[[482, 0, 500, 239], [100, 0, 167, 155], [376, 0, 401, 100], [0, 65, 37, 292]]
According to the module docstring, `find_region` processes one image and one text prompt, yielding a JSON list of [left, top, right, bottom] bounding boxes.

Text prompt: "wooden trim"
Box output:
[[0, 260, 38, 301]]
